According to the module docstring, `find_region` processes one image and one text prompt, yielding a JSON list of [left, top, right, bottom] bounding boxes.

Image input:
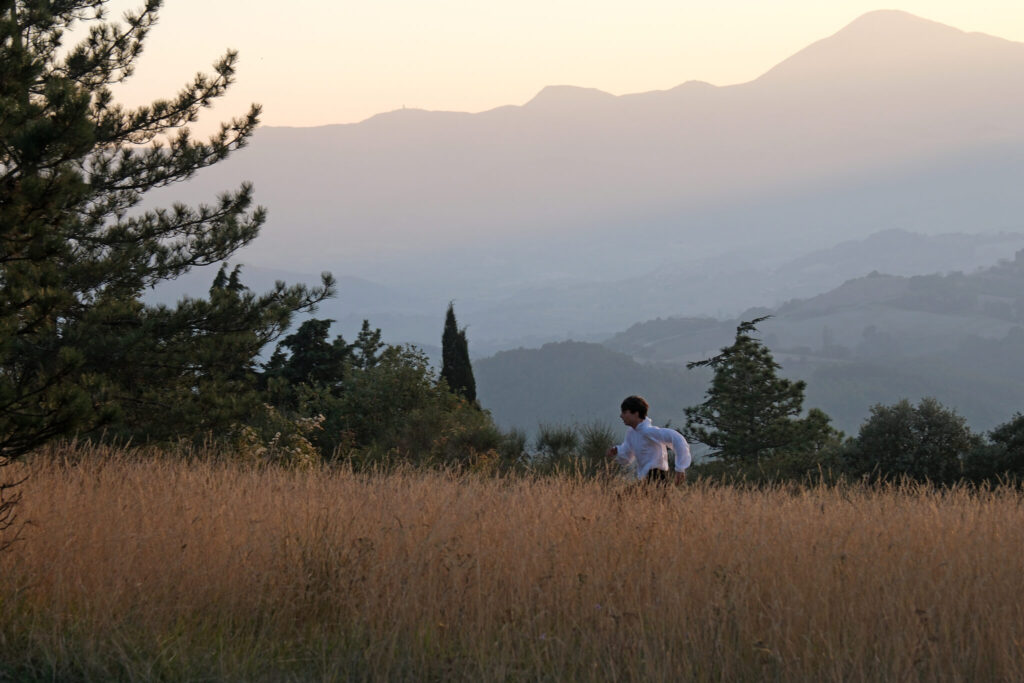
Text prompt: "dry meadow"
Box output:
[[1, 446, 1023, 681]]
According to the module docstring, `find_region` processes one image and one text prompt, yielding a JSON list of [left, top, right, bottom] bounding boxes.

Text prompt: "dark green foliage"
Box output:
[[963, 412, 1024, 483], [260, 317, 353, 454], [684, 318, 841, 468], [441, 303, 476, 403], [844, 398, 980, 484], [0, 1, 332, 455], [579, 422, 617, 463], [264, 318, 350, 397], [990, 413, 1024, 475], [262, 320, 504, 468], [530, 421, 616, 478], [351, 320, 384, 370], [536, 423, 580, 461], [333, 342, 502, 469], [95, 267, 328, 442], [497, 427, 528, 466]]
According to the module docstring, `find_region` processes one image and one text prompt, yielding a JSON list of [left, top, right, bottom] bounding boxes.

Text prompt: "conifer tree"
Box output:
[[685, 317, 837, 464], [440, 303, 476, 403], [352, 319, 384, 370], [265, 319, 348, 390], [0, 1, 332, 454]]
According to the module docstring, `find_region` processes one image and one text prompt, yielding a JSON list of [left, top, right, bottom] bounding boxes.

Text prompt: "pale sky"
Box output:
[[100, 1, 1024, 133]]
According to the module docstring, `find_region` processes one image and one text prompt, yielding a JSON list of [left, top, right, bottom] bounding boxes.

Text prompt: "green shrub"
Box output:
[[844, 398, 980, 484]]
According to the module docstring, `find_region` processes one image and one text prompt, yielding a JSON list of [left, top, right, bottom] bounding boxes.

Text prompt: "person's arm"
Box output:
[[647, 426, 691, 479], [606, 436, 634, 466], [668, 430, 691, 472]]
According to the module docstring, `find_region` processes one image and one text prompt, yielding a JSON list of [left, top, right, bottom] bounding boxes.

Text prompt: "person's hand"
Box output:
[[606, 446, 618, 459], [674, 470, 687, 485]]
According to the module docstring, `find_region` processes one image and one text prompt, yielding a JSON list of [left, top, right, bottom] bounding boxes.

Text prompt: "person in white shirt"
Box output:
[[606, 395, 691, 484]]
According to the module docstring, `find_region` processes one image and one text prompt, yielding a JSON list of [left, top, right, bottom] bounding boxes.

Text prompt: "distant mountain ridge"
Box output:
[[459, 230, 1024, 353], [474, 341, 708, 434], [479, 248, 1024, 435], [154, 10, 1024, 284], [605, 246, 1024, 362], [755, 10, 1023, 83]]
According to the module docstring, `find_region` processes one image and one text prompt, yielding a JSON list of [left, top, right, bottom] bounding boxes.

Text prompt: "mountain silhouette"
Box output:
[[523, 85, 619, 111], [150, 10, 1024, 346], [756, 10, 1023, 84]]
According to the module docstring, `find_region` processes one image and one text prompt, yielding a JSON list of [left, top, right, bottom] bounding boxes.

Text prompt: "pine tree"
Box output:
[[352, 320, 384, 370], [100, 265, 331, 442], [685, 317, 837, 464], [440, 303, 476, 403], [262, 317, 353, 414], [0, 1, 333, 454]]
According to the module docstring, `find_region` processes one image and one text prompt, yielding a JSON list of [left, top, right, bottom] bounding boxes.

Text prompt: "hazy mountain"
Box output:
[[478, 251, 1024, 436], [474, 341, 709, 435], [147, 227, 1024, 357], [584, 249, 1024, 433], [606, 247, 1024, 361], [142, 10, 1024, 349], [460, 230, 1024, 352], [261, 9, 1021, 267]]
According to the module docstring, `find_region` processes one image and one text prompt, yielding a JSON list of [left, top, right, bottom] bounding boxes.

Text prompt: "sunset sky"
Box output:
[[100, 1, 1024, 132]]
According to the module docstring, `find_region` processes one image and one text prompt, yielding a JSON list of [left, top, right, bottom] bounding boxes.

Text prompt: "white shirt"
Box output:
[[614, 417, 692, 480]]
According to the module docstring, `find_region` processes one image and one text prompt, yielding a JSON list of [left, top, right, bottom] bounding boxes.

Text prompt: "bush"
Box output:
[[844, 398, 980, 484], [963, 413, 1024, 484], [578, 422, 619, 478], [497, 428, 528, 469], [228, 404, 323, 470], [530, 423, 580, 475], [536, 423, 579, 459]]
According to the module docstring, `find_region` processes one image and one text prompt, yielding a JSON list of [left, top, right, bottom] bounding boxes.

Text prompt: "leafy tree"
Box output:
[[989, 412, 1024, 476], [684, 317, 840, 466], [261, 319, 497, 465], [261, 317, 356, 456], [962, 412, 1024, 483], [337, 342, 500, 466], [0, 1, 332, 454], [845, 398, 979, 483], [441, 302, 476, 403]]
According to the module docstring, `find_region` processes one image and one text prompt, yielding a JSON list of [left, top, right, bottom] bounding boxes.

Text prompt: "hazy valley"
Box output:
[[147, 10, 1024, 436]]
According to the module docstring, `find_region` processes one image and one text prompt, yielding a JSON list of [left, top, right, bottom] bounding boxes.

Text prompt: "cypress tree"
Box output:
[[441, 303, 476, 403]]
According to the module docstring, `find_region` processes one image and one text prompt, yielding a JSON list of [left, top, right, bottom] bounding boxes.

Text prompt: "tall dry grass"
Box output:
[[2, 443, 1023, 681]]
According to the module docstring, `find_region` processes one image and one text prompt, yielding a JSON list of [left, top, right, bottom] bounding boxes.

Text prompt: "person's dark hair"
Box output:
[[620, 395, 649, 419]]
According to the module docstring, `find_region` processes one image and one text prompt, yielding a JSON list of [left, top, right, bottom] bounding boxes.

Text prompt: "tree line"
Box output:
[[682, 317, 1024, 485]]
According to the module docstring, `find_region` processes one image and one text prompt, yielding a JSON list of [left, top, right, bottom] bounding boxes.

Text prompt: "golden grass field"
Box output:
[[1, 445, 1023, 681]]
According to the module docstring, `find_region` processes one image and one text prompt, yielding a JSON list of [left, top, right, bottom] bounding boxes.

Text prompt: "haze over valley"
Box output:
[[150, 10, 1024, 433]]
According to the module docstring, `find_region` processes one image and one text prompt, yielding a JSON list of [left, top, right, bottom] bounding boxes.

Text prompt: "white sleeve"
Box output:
[[649, 426, 691, 471], [614, 436, 634, 466], [670, 430, 692, 471]]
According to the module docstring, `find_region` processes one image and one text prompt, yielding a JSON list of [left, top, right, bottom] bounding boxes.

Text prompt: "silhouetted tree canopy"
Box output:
[[685, 318, 839, 465], [0, 0, 333, 454], [441, 303, 476, 403]]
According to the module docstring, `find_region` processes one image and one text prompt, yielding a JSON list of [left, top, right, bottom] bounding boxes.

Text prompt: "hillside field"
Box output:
[[1, 447, 1022, 681]]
